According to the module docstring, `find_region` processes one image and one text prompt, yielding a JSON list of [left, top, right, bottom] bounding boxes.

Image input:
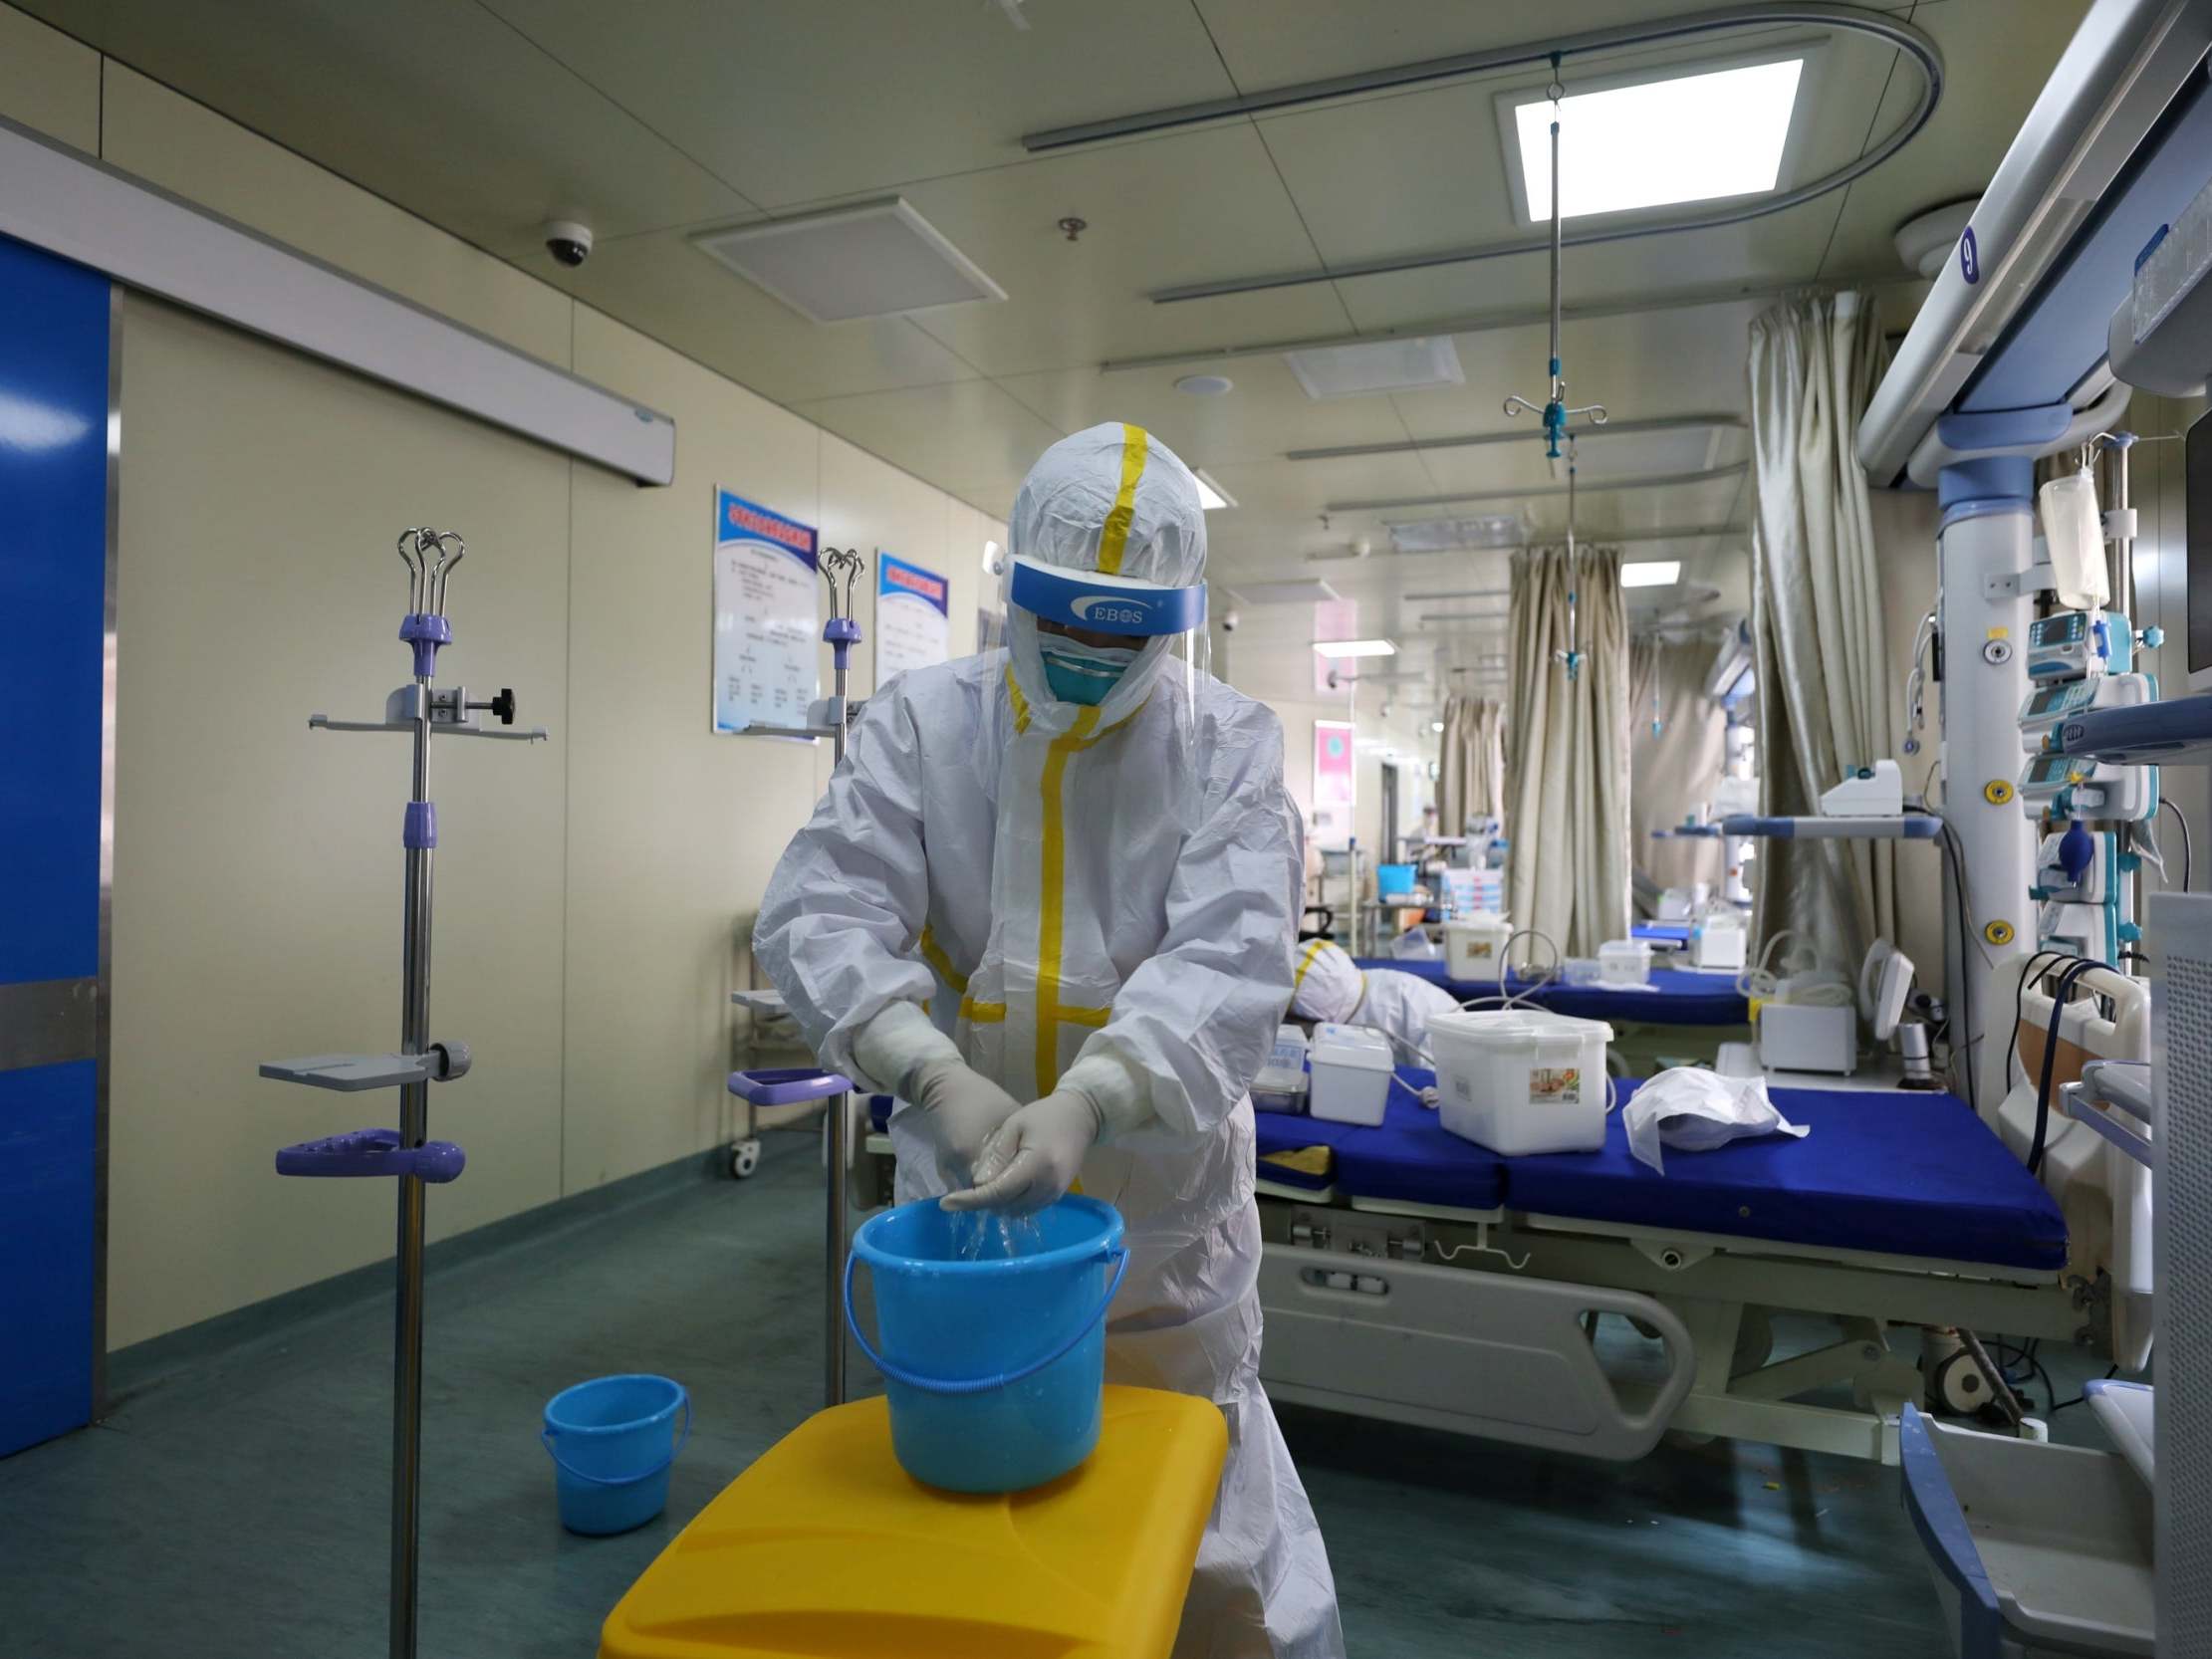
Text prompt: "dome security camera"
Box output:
[[1222, 607, 1242, 632], [543, 219, 595, 268]]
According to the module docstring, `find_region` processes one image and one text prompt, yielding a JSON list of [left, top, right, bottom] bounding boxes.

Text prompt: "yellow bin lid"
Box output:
[[600, 1385, 1227, 1659]]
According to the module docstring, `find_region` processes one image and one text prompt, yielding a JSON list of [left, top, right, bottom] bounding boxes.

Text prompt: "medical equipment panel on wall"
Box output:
[[873, 552, 951, 683], [712, 487, 820, 734]]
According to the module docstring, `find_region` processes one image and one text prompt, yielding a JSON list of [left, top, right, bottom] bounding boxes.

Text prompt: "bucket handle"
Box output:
[[540, 1394, 692, 1487], [843, 1244, 1128, 1396]]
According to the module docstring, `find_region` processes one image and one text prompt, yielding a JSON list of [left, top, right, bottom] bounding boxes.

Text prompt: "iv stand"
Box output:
[[1503, 57, 1608, 462], [819, 547, 863, 1406], [261, 527, 546, 1659]]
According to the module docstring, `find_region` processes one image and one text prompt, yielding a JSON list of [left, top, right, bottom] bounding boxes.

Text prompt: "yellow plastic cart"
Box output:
[[600, 1385, 1228, 1659]]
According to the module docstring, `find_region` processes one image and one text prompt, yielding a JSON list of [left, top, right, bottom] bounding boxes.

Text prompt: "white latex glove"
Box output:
[[942, 1087, 1106, 1215], [853, 1001, 1019, 1189], [905, 1055, 1024, 1190]]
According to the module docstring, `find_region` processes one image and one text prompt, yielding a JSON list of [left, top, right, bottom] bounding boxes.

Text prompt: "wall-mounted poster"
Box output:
[[712, 488, 819, 734], [1313, 719, 1356, 848], [874, 553, 950, 683]]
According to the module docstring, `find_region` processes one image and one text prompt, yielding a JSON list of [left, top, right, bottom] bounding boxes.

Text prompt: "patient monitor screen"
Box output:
[[2190, 409, 2212, 684]]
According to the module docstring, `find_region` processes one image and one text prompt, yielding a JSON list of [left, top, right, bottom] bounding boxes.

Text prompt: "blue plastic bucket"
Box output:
[[845, 1195, 1127, 1493], [540, 1374, 691, 1536]]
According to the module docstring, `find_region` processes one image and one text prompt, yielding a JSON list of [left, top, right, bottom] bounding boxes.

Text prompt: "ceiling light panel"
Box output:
[[1285, 337, 1464, 400], [693, 198, 1005, 323], [1620, 561, 1683, 588], [1312, 638, 1397, 658], [1193, 470, 1237, 511], [1505, 57, 1806, 223]]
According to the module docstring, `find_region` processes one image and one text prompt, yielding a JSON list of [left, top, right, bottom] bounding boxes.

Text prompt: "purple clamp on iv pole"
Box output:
[[263, 526, 544, 1659]]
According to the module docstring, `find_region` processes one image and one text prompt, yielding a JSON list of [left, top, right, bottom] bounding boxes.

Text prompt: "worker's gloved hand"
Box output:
[[941, 1087, 1106, 1216], [904, 1056, 1024, 1190]]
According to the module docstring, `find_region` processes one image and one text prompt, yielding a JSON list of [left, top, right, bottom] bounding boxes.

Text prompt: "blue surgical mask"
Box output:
[[1039, 635, 1139, 706]]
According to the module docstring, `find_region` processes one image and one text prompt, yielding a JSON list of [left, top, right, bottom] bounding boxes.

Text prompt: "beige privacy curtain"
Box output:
[[1437, 695, 1505, 833], [1746, 290, 1897, 968], [1629, 637, 1726, 891], [1505, 546, 1630, 956]]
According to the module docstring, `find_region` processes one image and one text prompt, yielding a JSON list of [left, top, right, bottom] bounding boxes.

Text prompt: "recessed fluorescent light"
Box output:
[[1313, 638, 1397, 658], [1621, 560, 1682, 588], [1430, 720, 1446, 733], [693, 198, 1004, 322], [1193, 469, 1237, 511], [1509, 58, 1804, 221], [1285, 337, 1464, 400]]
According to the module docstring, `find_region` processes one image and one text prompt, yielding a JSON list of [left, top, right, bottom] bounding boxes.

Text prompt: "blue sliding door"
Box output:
[[0, 232, 113, 1456]]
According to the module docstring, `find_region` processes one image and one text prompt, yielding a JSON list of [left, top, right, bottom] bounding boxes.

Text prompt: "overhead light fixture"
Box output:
[[693, 198, 1005, 323], [1621, 560, 1682, 588], [1505, 57, 1805, 223], [1285, 337, 1463, 400], [1386, 514, 1525, 555], [1193, 469, 1237, 511], [1174, 373, 1234, 396], [1312, 638, 1397, 658], [1430, 720, 1446, 733], [1227, 579, 1340, 604]]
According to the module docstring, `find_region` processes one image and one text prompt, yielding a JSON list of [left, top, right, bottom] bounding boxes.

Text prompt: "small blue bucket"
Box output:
[[540, 1374, 691, 1536], [846, 1195, 1127, 1493]]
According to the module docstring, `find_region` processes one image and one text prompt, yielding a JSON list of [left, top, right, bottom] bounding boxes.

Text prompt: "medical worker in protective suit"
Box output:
[[1287, 937, 1461, 1065], [757, 423, 1345, 1659]]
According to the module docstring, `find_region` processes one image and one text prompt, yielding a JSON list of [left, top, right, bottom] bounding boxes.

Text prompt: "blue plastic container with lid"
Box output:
[[845, 1194, 1127, 1493]]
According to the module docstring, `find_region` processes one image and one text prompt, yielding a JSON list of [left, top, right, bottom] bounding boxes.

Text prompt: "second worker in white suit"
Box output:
[[757, 422, 1344, 1658]]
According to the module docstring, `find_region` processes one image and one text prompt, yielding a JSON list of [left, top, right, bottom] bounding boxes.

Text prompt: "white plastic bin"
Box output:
[[1251, 1025, 1310, 1114], [1598, 939, 1652, 987], [1443, 914, 1511, 982], [1563, 957, 1601, 987], [1308, 1024, 1394, 1126], [1428, 1010, 1612, 1155]]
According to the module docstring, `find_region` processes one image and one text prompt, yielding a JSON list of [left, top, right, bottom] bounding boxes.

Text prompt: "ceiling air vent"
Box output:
[[693, 198, 1005, 323]]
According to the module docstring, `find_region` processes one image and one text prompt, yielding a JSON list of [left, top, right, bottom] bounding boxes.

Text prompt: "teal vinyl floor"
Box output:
[[0, 1136, 2123, 1657]]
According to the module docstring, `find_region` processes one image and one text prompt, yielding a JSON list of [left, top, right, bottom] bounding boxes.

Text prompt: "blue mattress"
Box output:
[[1354, 958, 1749, 1025], [1254, 1073, 1505, 1210], [1254, 1071, 2067, 1271]]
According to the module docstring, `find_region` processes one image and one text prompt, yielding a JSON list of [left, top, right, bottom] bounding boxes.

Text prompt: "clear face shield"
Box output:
[[1004, 555, 1209, 719]]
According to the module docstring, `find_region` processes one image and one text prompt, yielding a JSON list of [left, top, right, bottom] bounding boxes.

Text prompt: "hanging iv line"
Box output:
[[1555, 436, 1585, 682], [1504, 56, 1607, 460]]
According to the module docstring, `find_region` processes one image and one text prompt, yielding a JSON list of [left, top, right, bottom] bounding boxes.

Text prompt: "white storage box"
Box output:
[[1598, 939, 1653, 987], [1690, 909, 1748, 971], [1756, 1001, 1857, 1074], [1428, 1010, 1612, 1155], [1308, 1023, 1394, 1126], [1443, 914, 1511, 982], [1251, 1024, 1310, 1113], [1563, 957, 1601, 987]]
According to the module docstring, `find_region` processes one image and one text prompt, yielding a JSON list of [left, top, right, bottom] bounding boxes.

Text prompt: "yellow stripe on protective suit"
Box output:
[[1034, 703, 1102, 1097], [917, 924, 968, 993], [1292, 937, 1332, 992], [1095, 423, 1149, 577], [960, 997, 1007, 1024], [1005, 664, 1031, 735]]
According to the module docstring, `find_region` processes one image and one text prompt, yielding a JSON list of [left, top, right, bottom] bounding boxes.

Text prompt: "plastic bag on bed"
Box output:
[[1623, 1066, 1808, 1175]]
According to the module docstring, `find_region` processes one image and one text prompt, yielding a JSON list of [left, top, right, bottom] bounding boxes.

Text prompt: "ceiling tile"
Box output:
[[478, 0, 1237, 209], [1817, 0, 2093, 280], [15, 0, 751, 243], [519, 225, 981, 406], [893, 124, 1353, 378]]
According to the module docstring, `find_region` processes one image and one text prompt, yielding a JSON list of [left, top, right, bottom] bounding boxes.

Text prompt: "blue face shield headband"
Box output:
[[1008, 557, 1206, 638]]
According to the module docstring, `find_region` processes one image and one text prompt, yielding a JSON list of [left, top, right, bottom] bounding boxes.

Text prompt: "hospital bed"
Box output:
[[1251, 1071, 2086, 1466]]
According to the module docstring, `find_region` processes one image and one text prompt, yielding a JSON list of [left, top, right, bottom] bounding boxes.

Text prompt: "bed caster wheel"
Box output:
[[730, 1140, 761, 1180]]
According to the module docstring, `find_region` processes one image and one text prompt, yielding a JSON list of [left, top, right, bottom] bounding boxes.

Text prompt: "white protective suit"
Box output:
[[1288, 938, 1462, 1065], [757, 423, 1345, 1659]]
